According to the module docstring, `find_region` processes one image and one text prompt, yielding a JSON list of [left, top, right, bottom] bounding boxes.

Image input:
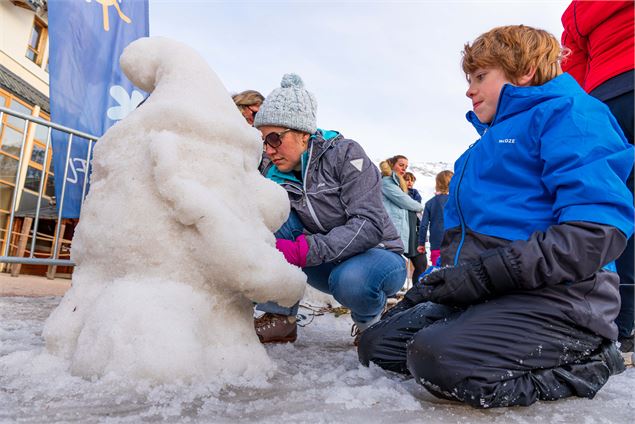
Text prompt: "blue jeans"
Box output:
[[257, 212, 407, 324]]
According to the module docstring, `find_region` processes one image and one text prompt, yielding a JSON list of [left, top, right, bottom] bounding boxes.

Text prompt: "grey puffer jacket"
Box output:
[[261, 130, 404, 266]]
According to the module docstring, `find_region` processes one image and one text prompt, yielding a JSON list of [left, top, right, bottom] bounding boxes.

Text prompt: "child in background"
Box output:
[[404, 172, 422, 203], [404, 171, 426, 279], [359, 25, 633, 408], [418, 170, 453, 267]]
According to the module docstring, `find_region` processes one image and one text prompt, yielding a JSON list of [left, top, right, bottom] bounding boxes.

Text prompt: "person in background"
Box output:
[[358, 25, 633, 408], [380, 157, 426, 283], [404, 172, 422, 203], [253, 73, 406, 344], [418, 170, 453, 267], [232, 89, 264, 126], [404, 171, 427, 281], [561, 0, 634, 363]]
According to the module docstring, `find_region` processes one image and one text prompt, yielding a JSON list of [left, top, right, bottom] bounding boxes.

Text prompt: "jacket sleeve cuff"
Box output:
[[480, 248, 518, 293], [303, 235, 322, 267]]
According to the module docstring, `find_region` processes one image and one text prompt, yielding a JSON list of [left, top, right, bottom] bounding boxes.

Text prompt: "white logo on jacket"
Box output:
[[350, 158, 364, 171], [498, 138, 516, 144]]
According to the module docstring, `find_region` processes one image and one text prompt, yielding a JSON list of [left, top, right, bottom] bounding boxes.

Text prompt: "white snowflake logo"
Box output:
[[106, 85, 144, 121]]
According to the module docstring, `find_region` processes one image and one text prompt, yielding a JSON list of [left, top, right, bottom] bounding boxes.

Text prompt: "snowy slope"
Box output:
[[408, 161, 454, 202]]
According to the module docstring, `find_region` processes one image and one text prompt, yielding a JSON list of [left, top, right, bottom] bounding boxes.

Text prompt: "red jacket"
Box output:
[[561, 0, 634, 93]]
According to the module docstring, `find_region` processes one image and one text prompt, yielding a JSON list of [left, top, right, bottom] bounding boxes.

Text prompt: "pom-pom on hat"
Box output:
[[254, 73, 318, 134]]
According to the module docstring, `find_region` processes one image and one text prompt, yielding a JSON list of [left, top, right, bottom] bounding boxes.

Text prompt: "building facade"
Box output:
[[0, 1, 68, 274]]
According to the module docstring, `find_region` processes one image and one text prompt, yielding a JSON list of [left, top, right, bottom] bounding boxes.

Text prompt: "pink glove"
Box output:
[[275, 234, 309, 268]]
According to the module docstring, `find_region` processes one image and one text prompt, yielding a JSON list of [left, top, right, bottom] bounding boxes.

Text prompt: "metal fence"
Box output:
[[0, 105, 97, 270]]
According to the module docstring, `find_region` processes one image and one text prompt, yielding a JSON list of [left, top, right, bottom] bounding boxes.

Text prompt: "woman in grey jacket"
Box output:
[[253, 74, 406, 344]]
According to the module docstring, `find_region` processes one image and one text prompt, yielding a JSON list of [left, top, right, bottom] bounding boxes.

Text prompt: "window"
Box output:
[[0, 155, 19, 185], [0, 96, 32, 158], [25, 17, 47, 66], [0, 88, 55, 201]]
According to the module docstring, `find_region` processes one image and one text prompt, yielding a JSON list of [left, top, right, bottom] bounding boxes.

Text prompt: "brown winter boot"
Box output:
[[254, 313, 297, 343]]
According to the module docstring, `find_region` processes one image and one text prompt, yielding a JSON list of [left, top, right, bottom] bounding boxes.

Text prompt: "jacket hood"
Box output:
[[265, 128, 341, 185], [309, 128, 341, 157], [389, 171, 401, 186], [466, 73, 586, 136]]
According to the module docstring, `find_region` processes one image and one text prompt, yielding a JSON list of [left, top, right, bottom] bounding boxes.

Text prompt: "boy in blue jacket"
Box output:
[[358, 25, 634, 408]]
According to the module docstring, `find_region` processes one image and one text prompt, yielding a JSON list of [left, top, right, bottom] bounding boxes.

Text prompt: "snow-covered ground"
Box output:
[[1, 296, 633, 423]]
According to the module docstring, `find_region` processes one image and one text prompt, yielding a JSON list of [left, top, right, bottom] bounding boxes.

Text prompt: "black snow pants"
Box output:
[[358, 296, 620, 408]]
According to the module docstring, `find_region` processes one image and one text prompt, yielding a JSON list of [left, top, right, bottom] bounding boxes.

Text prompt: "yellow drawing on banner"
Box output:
[[96, 0, 131, 32]]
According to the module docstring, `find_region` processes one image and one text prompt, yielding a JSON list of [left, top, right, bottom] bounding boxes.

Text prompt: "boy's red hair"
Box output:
[[462, 25, 563, 86]]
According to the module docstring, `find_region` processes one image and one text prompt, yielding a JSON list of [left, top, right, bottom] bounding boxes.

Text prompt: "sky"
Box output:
[[148, 0, 571, 164]]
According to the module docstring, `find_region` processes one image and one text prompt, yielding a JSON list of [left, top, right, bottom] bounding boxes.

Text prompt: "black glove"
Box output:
[[420, 248, 516, 306], [381, 285, 427, 319]]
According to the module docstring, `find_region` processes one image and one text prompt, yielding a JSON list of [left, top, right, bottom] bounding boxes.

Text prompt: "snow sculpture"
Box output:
[[42, 37, 306, 384]]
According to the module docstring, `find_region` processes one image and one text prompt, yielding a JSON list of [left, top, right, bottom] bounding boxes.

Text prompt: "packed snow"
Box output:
[[1, 296, 633, 423], [41, 37, 306, 384]]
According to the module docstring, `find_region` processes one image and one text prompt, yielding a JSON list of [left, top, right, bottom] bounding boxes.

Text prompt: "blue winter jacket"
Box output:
[[418, 194, 448, 249], [445, 73, 633, 258], [441, 73, 634, 339], [408, 188, 422, 203]]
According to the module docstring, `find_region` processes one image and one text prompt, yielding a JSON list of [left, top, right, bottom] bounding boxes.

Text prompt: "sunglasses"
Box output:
[[263, 129, 293, 148]]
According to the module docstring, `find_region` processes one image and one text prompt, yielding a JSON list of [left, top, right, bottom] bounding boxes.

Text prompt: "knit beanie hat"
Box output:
[[254, 73, 317, 133]]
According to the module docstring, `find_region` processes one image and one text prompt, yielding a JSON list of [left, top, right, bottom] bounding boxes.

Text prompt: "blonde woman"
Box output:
[[380, 156, 425, 281]]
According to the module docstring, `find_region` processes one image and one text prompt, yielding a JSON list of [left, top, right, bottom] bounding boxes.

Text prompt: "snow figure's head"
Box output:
[[42, 37, 306, 385]]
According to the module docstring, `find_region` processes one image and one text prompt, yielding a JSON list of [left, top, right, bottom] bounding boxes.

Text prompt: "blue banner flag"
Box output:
[[48, 0, 149, 218]]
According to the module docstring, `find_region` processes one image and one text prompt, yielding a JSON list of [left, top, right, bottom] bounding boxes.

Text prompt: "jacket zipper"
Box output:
[[453, 130, 485, 266], [303, 142, 327, 232], [453, 84, 509, 264]]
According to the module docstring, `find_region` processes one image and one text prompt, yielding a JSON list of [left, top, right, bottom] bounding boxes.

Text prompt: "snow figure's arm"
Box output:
[[148, 135, 218, 225], [249, 173, 291, 234], [304, 141, 386, 266], [148, 133, 304, 307]]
